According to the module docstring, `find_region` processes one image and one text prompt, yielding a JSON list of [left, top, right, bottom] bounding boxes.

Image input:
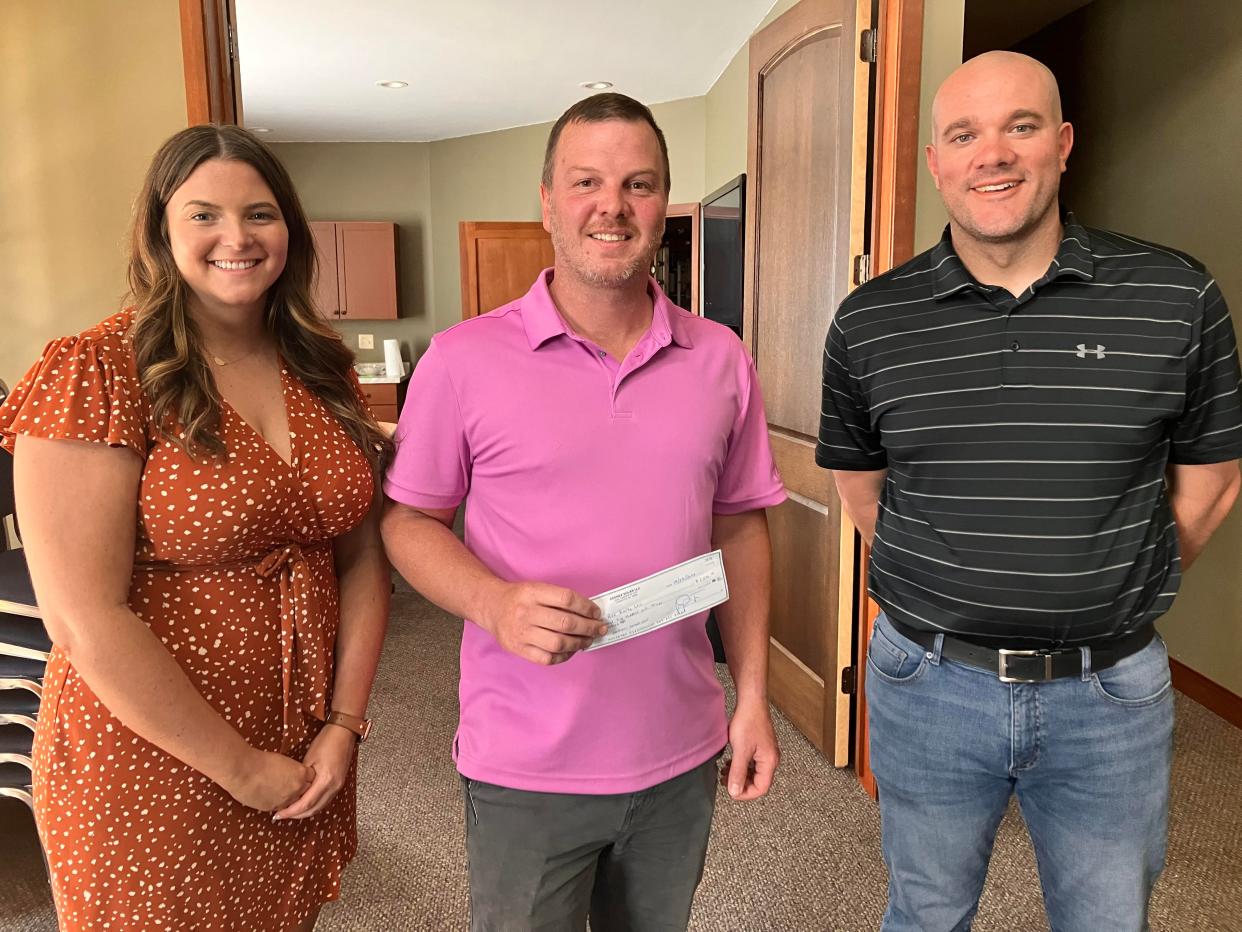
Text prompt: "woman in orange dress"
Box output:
[[0, 125, 392, 931]]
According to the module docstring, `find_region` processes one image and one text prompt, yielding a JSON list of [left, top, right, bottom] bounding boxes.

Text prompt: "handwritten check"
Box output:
[[585, 551, 730, 652]]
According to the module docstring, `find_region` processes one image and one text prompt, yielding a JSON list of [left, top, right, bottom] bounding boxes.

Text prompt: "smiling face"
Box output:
[[926, 52, 1073, 247], [540, 118, 668, 289], [166, 158, 289, 322]]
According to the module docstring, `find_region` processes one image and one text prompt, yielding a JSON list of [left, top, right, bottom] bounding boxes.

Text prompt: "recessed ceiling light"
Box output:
[[377, 80, 409, 89], [249, 127, 271, 133], [581, 81, 613, 90]]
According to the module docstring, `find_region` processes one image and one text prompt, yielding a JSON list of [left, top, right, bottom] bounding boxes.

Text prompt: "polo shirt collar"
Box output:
[[930, 211, 1096, 300], [520, 268, 693, 351]]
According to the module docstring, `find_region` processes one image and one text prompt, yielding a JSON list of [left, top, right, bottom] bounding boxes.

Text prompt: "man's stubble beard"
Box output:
[[949, 182, 1061, 247], [548, 211, 660, 289]]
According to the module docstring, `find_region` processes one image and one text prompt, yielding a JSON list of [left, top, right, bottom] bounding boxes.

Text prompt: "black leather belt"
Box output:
[[887, 617, 1156, 683]]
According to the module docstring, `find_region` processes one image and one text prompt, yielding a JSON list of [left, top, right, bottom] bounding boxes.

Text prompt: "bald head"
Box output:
[[923, 50, 1073, 248], [932, 51, 1062, 144]]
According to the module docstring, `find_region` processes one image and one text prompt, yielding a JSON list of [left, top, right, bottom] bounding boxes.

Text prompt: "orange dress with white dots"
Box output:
[[0, 310, 374, 931]]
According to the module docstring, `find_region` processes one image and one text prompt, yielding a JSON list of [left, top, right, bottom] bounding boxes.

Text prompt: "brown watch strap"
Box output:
[[325, 710, 372, 742]]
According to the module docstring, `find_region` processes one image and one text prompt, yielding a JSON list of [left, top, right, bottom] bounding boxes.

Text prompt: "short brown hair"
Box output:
[[542, 93, 671, 194]]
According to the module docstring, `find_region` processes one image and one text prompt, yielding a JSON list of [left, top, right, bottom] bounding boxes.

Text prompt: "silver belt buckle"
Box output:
[[997, 648, 1054, 683]]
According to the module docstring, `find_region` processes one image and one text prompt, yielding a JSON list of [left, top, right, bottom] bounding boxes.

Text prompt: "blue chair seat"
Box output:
[[0, 613, 51, 657], [0, 761, 31, 790], [0, 691, 39, 716], [0, 549, 37, 618], [0, 724, 33, 755], [0, 655, 44, 679]]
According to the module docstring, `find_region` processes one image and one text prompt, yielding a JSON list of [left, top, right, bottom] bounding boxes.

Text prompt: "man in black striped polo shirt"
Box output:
[[818, 51, 1242, 931]]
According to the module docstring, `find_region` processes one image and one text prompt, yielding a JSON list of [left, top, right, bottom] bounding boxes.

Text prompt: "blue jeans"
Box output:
[[866, 613, 1174, 932]]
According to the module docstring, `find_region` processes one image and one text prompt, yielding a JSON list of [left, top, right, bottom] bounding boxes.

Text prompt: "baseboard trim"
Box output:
[[1170, 658, 1242, 729]]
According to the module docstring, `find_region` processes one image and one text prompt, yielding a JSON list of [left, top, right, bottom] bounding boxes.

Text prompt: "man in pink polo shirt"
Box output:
[[382, 93, 785, 931]]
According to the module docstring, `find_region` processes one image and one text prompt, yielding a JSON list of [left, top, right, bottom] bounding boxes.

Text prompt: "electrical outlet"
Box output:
[[358, 333, 375, 350]]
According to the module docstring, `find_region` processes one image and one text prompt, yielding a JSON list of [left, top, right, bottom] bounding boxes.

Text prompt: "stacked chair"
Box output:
[[0, 422, 50, 814]]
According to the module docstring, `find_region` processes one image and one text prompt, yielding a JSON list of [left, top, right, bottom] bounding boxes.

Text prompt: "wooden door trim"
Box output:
[[459, 221, 483, 320], [833, 0, 874, 766], [1170, 659, 1242, 730], [179, 0, 241, 125], [852, 0, 925, 800], [870, 0, 925, 274], [666, 203, 701, 314]]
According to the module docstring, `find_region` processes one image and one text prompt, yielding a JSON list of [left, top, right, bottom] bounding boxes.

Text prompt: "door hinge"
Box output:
[[841, 666, 857, 695], [860, 28, 878, 64], [227, 22, 237, 63], [853, 253, 871, 286]]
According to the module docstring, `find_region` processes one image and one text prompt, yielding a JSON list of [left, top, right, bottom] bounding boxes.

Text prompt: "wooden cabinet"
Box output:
[[309, 221, 398, 320], [359, 382, 399, 423]]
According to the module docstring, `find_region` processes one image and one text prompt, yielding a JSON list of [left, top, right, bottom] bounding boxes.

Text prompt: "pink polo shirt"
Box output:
[[384, 270, 785, 793]]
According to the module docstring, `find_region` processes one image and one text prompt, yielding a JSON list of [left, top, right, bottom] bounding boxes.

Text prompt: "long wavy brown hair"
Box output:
[[127, 124, 392, 472]]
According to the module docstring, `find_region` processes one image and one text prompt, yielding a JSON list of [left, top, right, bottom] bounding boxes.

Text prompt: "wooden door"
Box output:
[[337, 222, 398, 320], [744, 0, 872, 766], [309, 222, 340, 318], [459, 221, 555, 319]]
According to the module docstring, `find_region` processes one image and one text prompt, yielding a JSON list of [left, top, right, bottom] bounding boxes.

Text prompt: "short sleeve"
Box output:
[[1169, 277, 1242, 464], [815, 315, 887, 470], [0, 321, 148, 459], [713, 352, 787, 515], [382, 339, 472, 510]]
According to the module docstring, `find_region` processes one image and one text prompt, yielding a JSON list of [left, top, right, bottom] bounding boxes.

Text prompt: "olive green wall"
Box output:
[[913, 0, 966, 253], [269, 143, 434, 364], [2, 0, 185, 385]]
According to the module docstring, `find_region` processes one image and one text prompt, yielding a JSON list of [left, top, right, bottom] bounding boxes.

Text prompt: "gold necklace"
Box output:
[[206, 345, 261, 367]]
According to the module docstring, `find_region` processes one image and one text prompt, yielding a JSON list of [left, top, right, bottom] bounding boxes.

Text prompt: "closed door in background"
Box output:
[[744, 0, 872, 766], [459, 221, 555, 319]]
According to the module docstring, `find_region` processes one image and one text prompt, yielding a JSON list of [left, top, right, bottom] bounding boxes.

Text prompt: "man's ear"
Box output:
[[1058, 122, 1074, 172], [925, 143, 942, 191]]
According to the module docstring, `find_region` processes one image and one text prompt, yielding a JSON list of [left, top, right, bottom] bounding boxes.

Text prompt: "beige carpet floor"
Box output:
[[2, 584, 1240, 931]]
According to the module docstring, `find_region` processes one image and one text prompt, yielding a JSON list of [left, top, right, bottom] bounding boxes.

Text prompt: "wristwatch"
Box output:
[[325, 710, 373, 742]]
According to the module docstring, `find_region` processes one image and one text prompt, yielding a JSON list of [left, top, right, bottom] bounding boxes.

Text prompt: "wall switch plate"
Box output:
[[358, 333, 375, 350]]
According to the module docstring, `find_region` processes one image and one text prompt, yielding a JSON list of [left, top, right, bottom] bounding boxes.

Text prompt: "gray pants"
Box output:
[[461, 755, 720, 932]]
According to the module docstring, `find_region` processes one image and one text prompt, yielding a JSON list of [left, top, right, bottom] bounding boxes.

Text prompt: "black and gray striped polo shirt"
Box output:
[[817, 218, 1242, 646]]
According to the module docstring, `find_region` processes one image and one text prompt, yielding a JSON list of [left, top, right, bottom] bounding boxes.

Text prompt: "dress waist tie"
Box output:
[[255, 541, 333, 754]]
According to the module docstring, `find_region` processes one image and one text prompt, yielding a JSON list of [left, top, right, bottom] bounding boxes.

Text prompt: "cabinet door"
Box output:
[[359, 383, 398, 424], [337, 222, 398, 320], [309, 222, 340, 318]]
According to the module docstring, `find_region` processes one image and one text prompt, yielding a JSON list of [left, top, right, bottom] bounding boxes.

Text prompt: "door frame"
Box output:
[[664, 202, 702, 314], [180, 0, 242, 125], [854, 0, 925, 797]]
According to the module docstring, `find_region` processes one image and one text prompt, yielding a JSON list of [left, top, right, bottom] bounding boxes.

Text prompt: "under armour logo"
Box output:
[[1075, 343, 1106, 359]]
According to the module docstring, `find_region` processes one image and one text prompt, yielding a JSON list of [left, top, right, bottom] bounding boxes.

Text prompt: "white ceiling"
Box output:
[[235, 1, 777, 142]]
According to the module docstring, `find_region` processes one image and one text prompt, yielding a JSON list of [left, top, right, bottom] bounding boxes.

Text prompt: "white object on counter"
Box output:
[[354, 361, 410, 383], [383, 339, 404, 379]]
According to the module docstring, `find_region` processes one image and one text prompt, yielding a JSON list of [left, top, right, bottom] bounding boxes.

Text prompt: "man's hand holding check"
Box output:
[[480, 582, 608, 666]]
